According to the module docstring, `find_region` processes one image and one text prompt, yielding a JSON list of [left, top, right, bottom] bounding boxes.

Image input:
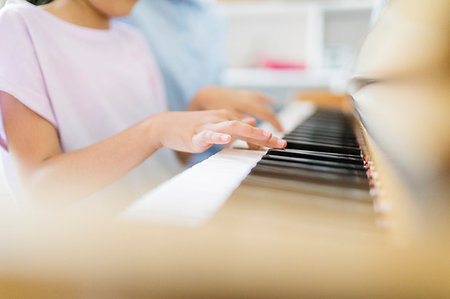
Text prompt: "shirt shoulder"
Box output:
[[0, 0, 37, 22], [0, 1, 56, 128], [0, 0, 43, 43], [0, 1, 39, 65]]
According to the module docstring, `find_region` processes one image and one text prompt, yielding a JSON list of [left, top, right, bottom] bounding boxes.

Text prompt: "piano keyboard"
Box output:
[[121, 101, 373, 225], [246, 109, 372, 201]]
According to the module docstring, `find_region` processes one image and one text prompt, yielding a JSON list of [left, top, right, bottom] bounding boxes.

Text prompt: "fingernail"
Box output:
[[221, 135, 231, 142], [277, 139, 286, 147]]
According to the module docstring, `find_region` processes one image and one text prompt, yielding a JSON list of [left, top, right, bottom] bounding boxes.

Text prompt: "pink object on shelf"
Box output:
[[259, 57, 306, 70]]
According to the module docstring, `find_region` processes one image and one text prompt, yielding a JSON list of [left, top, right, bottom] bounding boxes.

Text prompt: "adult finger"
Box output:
[[210, 109, 243, 123], [240, 116, 257, 126], [241, 103, 283, 132], [257, 93, 276, 105]]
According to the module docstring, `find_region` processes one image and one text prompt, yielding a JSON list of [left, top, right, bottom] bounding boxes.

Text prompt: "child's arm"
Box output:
[[0, 92, 285, 204]]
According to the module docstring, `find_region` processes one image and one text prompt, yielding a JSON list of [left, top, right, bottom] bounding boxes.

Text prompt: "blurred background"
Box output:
[[217, 0, 380, 100]]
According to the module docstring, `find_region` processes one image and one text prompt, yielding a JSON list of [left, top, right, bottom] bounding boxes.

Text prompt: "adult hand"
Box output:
[[188, 86, 283, 132]]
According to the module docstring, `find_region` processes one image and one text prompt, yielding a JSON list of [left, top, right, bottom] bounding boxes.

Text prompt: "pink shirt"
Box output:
[[0, 0, 182, 208]]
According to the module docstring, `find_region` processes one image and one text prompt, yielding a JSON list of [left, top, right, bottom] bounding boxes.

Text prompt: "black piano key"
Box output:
[[267, 148, 364, 165], [245, 172, 372, 201], [285, 133, 359, 145], [284, 137, 359, 148], [292, 126, 356, 136], [286, 131, 358, 140], [283, 136, 360, 148], [250, 164, 370, 190], [295, 123, 354, 131], [263, 154, 367, 171], [246, 108, 373, 200], [290, 128, 356, 139], [285, 140, 362, 155], [294, 121, 349, 127], [258, 159, 367, 178]]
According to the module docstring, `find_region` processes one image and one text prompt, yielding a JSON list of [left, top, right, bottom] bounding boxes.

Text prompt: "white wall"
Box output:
[[219, 2, 310, 68], [219, 0, 378, 71]]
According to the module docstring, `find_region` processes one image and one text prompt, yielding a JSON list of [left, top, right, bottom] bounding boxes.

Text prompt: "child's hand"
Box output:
[[188, 86, 284, 132], [152, 110, 286, 153]]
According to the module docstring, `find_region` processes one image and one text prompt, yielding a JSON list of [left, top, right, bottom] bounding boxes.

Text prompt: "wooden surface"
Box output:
[[0, 208, 448, 298]]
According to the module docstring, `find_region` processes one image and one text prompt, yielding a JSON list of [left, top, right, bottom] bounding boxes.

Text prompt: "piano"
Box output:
[[0, 0, 448, 297], [122, 98, 382, 233], [123, 0, 450, 234]]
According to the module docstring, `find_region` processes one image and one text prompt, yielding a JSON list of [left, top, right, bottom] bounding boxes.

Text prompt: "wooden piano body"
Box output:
[[0, 0, 449, 297]]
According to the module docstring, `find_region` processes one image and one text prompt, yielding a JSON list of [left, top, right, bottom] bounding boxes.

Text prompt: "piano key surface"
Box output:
[[248, 108, 372, 199], [121, 100, 377, 235], [209, 105, 378, 234]]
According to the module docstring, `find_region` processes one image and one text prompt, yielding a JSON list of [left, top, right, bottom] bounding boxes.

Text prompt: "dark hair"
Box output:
[[26, 0, 54, 5]]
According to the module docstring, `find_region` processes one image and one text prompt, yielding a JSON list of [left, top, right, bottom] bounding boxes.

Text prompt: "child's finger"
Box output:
[[208, 121, 286, 149], [247, 142, 265, 151], [238, 135, 286, 149], [210, 120, 271, 141], [192, 130, 231, 149]]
